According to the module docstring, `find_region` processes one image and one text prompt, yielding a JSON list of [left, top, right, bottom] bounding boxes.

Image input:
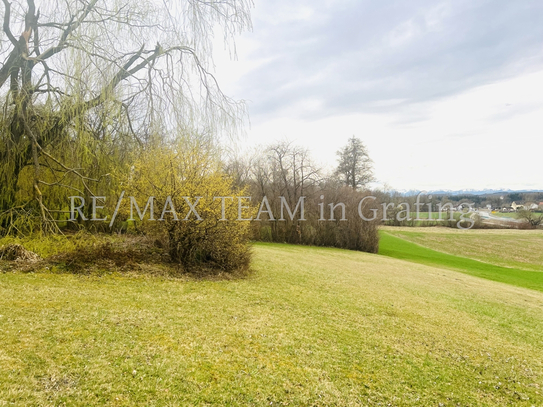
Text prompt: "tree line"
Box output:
[[224, 138, 380, 253]]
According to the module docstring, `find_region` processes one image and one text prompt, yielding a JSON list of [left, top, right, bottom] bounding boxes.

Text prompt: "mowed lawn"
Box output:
[[381, 227, 543, 272], [1, 242, 543, 405], [378, 232, 543, 293]]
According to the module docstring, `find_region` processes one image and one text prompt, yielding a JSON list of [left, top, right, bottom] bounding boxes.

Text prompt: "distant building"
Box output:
[[511, 202, 524, 211]]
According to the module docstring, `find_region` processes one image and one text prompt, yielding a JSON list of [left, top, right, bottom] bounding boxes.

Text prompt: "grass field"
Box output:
[[407, 212, 459, 220], [489, 212, 519, 219], [378, 232, 543, 293], [1, 240, 543, 406], [382, 227, 543, 272]]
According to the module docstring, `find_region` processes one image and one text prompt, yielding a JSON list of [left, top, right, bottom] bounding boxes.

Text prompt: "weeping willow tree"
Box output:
[[0, 0, 251, 234]]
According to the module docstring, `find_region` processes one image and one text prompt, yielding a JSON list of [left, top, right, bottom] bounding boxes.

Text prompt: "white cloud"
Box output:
[[213, 0, 543, 191]]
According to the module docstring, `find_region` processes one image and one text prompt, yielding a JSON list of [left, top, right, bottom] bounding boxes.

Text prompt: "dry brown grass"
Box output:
[[0, 243, 41, 262], [0, 234, 253, 280]]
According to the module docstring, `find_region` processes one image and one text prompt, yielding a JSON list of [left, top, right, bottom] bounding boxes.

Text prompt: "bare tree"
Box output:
[[335, 136, 374, 190], [263, 141, 321, 205], [243, 141, 321, 242], [517, 209, 543, 228]]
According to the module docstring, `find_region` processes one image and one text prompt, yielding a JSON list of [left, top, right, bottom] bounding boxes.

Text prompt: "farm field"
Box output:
[[378, 231, 543, 293], [381, 227, 543, 272], [407, 212, 459, 220], [1, 238, 543, 406], [489, 212, 519, 219]]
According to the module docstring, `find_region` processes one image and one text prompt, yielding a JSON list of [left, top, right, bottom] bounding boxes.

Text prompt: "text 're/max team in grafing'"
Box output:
[[68, 192, 477, 229]]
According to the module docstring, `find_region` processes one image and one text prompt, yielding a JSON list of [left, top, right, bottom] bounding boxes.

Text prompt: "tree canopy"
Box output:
[[335, 136, 374, 190]]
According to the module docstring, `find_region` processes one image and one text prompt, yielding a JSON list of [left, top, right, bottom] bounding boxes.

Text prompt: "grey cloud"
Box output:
[[238, 0, 543, 121]]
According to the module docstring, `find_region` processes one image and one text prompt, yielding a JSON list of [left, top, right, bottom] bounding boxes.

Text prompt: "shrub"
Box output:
[[311, 188, 380, 253], [125, 135, 254, 274], [249, 187, 380, 254]]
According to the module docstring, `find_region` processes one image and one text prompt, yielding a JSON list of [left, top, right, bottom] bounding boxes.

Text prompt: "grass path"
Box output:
[[378, 231, 543, 293], [1, 243, 543, 405]]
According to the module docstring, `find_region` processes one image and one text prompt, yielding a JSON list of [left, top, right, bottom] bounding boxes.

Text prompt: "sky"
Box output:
[[213, 0, 543, 192]]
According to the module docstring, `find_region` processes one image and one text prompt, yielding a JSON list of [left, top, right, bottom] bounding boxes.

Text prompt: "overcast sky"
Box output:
[[213, 0, 543, 192]]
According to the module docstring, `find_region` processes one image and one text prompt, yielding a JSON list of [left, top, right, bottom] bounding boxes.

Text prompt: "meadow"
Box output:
[[489, 212, 525, 219], [1, 229, 543, 406], [382, 227, 543, 272]]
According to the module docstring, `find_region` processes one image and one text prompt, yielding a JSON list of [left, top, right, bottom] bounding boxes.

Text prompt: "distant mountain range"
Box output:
[[395, 189, 543, 197]]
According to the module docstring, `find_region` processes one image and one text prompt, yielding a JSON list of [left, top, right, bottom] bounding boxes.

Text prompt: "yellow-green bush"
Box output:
[[125, 135, 254, 274]]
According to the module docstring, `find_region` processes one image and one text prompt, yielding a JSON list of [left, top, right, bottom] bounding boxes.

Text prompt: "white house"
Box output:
[[511, 202, 524, 211]]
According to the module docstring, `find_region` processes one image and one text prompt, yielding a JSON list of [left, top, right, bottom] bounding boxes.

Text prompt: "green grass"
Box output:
[[382, 227, 543, 272], [488, 212, 519, 219], [407, 212, 459, 220], [1, 243, 543, 405], [378, 231, 543, 293], [0, 232, 126, 258], [383, 212, 461, 227]]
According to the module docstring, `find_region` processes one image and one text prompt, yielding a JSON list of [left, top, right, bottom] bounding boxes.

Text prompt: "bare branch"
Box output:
[[39, 0, 100, 61], [2, 0, 19, 46]]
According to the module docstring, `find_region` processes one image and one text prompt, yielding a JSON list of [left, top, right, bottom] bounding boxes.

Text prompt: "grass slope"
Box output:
[[382, 227, 543, 272], [378, 232, 543, 293], [1, 243, 543, 406]]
